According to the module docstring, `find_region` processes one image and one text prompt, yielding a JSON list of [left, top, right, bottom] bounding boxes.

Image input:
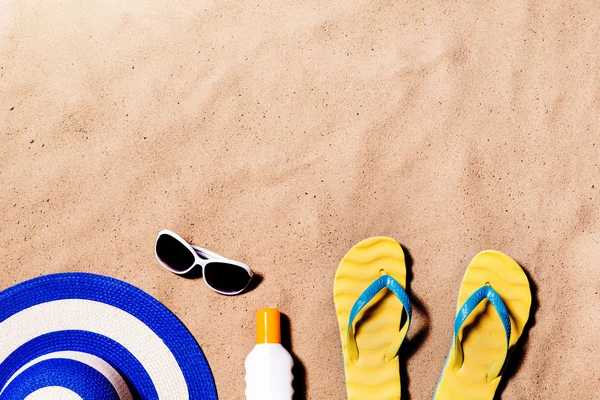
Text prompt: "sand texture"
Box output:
[[1, 0, 600, 398]]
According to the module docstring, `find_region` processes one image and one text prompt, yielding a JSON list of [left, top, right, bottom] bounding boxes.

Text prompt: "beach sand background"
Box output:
[[1, 0, 600, 398]]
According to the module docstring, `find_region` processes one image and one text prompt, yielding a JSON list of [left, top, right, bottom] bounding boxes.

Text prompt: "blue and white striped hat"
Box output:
[[0, 273, 218, 399]]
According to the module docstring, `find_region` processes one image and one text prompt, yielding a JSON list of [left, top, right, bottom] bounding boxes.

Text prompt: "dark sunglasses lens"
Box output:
[[204, 262, 251, 294], [156, 234, 195, 272]]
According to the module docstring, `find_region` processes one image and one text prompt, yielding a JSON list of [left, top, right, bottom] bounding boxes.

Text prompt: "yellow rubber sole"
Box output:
[[334, 237, 408, 400], [433, 250, 532, 400]]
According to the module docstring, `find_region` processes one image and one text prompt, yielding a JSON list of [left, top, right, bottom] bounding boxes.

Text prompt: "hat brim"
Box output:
[[0, 272, 218, 400]]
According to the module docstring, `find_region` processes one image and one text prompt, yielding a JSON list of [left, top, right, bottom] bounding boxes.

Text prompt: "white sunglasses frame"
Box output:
[[155, 229, 253, 296]]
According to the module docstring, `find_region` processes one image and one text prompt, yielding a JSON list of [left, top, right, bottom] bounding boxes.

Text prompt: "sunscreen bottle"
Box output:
[[245, 308, 294, 400]]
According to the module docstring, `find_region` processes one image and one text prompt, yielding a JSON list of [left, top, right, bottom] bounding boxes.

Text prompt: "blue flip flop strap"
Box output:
[[452, 285, 511, 382], [347, 274, 412, 363]]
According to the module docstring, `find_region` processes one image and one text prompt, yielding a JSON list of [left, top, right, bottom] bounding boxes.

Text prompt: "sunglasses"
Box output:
[[155, 229, 253, 295]]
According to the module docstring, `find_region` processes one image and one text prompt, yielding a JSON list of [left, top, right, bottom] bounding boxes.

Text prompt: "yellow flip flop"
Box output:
[[334, 237, 412, 399], [433, 250, 532, 400]]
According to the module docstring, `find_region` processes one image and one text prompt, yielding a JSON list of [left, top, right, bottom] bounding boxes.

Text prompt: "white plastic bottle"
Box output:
[[245, 308, 294, 400]]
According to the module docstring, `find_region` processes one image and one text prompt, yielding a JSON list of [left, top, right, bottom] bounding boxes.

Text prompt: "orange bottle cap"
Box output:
[[256, 308, 281, 344]]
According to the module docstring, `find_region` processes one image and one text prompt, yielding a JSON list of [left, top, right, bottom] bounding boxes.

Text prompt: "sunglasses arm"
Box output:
[[191, 245, 230, 261]]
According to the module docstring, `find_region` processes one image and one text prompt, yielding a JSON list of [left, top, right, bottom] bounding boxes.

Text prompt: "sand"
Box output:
[[1, 0, 600, 398]]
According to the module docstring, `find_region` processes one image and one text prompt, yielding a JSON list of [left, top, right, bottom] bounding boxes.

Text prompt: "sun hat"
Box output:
[[0, 272, 218, 399]]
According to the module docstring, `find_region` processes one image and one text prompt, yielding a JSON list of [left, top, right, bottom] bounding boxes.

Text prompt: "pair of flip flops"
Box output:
[[333, 237, 532, 399]]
